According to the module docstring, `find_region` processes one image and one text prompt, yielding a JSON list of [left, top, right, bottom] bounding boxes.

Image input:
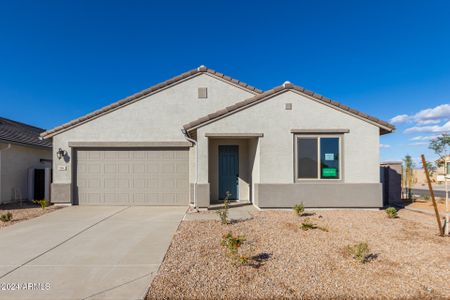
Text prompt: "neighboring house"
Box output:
[[0, 117, 52, 204], [41, 66, 394, 208]]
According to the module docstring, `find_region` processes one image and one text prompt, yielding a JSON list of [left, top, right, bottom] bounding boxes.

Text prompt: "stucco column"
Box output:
[[197, 135, 209, 183], [195, 134, 210, 207]]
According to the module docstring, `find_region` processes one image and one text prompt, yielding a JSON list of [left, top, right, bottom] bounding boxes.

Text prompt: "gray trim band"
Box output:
[[290, 129, 350, 134], [68, 141, 192, 148], [254, 183, 382, 208]]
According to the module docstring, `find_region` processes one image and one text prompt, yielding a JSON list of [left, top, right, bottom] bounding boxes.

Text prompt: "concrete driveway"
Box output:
[[0, 206, 186, 300]]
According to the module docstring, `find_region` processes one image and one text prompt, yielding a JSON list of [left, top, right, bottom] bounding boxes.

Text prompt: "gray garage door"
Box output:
[[75, 148, 189, 205]]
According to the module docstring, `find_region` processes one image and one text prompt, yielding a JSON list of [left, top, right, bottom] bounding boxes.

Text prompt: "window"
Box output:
[[296, 136, 341, 180]]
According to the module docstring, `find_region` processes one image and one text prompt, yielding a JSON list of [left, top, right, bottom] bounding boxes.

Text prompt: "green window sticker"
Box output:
[[322, 168, 337, 177]]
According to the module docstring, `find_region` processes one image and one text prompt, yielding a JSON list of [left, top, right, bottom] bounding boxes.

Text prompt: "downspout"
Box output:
[[0, 144, 12, 203], [181, 129, 199, 211]]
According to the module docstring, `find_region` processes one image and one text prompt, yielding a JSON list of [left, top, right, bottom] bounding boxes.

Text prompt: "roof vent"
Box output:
[[283, 81, 292, 88], [197, 65, 207, 71], [198, 87, 208, 99]]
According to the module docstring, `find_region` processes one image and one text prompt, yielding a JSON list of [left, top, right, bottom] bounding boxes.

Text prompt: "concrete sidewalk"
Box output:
[[0, 205, 186, 300], [183, 204, 257, 221]]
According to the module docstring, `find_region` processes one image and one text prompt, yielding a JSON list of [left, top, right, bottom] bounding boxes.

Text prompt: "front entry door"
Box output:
[[219, 145, 239, 200]]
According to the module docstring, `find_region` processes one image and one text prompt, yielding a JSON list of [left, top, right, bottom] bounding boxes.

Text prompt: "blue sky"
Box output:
[[1, 0, 449, 164]]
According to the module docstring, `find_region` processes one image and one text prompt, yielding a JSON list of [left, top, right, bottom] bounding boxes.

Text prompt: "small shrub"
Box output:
[[346, 242, 371, 263], [0, 212, 13, 222], [221, 232, 250, 266], [293, 203, 305, 216], [238, 255, 249, 265], [385, 207, 398, 219], [424, 195, 430, 201], [216, 191, 231, 225], [33, 199, 48, 210], [221, 232, 246, 255], [300, 219, 317, 231], [299, 218, 328, 232]]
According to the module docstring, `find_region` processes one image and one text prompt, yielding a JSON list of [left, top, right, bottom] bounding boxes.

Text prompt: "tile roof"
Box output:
[[183, 82, 395, 135], [0, 117, 52, 148], [41, 66, 262, 138]]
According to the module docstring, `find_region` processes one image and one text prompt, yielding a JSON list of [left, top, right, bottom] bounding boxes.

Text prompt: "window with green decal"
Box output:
[[296, 136, 341, 180]]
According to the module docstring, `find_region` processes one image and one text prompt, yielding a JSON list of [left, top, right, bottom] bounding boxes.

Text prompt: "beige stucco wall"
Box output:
[[0, 143, 52, 203], [248, 138, 260, 203], [51, 73, 256, 185], [196, 90, 380, 185]]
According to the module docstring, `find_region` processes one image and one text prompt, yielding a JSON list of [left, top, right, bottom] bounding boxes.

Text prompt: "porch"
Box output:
[[194, 133, 263, 208]]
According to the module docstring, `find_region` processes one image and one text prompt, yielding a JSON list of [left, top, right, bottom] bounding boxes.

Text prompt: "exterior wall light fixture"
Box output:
[[56, 148, 67, 160]]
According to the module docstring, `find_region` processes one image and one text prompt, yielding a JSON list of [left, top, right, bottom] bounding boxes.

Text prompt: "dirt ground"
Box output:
[[408, 198, 448, 215], [0, 202, 62, 228], [148, 209, 450, 300]]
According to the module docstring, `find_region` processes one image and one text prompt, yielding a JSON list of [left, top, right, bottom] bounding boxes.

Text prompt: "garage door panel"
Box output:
[[117, 164, 130, 173], [87, 151, 102, 160], [175, 161, 188, 173], [161, 162, 175, 173], [132, 164, 145, 173], [118, 179, 131, 189], [175, 150, 189, 160], [147, 163, 160, 173], [76, 148, 189, 205], [104, 178, 117, 188], [87, 178, 101, 189], [104, 151, 118, 160], [104, 164, 117, 173], [133, 178, 146, 189]]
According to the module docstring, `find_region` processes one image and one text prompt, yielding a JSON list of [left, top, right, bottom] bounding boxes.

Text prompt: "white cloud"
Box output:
[[379, 144, 391, 148], [414, 104, 450, 121], [416, 119, 441, 125], [408, 142, 428, 146], [410, 135, 440, 141], [404, 120, 450, 133], [390, 104, 450, 125], [390, 114, 410, 124]]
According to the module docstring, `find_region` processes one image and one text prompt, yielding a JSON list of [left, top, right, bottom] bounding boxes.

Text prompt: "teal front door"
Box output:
[[219, 145, 239, 200]]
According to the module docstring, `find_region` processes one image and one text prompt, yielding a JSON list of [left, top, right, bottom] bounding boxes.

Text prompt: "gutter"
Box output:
[[181, 129, 199, 211]]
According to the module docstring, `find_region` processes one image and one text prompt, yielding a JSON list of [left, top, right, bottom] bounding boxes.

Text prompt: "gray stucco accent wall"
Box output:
[[255, 183, 382, 208], [51, 183, 71, 204]]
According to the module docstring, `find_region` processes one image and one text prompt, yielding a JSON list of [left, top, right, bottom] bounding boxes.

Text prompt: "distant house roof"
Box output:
[[41, 66, 263, 139], [0, 117, 52, 148], [183, 82, 395, 135]]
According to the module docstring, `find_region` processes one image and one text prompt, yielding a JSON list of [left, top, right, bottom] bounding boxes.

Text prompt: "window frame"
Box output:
[[294, 134, 343, 182]]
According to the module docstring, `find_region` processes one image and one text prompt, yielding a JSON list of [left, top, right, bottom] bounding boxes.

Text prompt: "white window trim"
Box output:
[[295, 134, 343, 181]]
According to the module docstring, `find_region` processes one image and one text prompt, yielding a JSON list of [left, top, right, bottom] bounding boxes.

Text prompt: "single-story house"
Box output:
[[41, 66, 394, 208], [0, 117, 52, 204]]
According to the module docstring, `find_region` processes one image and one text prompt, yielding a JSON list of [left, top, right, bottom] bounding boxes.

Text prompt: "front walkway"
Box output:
[[0, 206, 186, 300], [183, 204, 257, 221]]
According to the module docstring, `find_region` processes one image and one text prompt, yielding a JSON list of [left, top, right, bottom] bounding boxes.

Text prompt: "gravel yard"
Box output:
[[0, 202, 62, 228], [148, 209, 450, 299]]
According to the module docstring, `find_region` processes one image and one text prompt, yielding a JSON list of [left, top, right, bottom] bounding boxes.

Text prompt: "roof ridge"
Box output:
[[183, 82, 395, 134], [41, 66, 263, 138]]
